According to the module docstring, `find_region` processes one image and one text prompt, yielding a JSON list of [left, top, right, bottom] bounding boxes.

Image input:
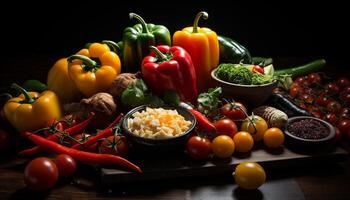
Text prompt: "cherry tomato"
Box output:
[[233, 131, 254, 153], [342, 93, 350, 105], [315, 94, 331, 107], [213, 119, 238, 138], [324, 113, 338, 125], [307, 73, 321, 84], [289, 86, 301, 97], [70, 133, 97, 152], [340, 108, 350, 119], [24, 157, 59, 191], [334, 127, 343, 143], [0, 129, 11, 150], [337, 119, 350, 135], [300, 93, 314, 104], [234, 162, 266, 190], [294, 76, 305, 84], [99, 135, 129, 157], [252, 65, 264, 74], [186, 136, 212, 160], [337, 78, 350, 88], [220, 102, 247, 121], [263, 128, 285, 148], [325, 82, 340, 94], [241, 115, 268, 142], [43, 119, 64, 137], [212, 135, 235, 158], [342, 86, 350, 94], [327, 101, 342, 113], [54, 154, 77, 177]]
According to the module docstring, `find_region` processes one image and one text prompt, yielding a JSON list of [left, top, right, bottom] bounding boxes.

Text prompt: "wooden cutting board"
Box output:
[[100, 145, 348, 184]]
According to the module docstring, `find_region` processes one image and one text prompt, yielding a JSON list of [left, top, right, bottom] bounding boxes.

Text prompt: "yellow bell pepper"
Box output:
[[3, 84, 62, 132], [47, 58, 81, 103], [173, 11, 219, 92], [68, 42, 121, 97]]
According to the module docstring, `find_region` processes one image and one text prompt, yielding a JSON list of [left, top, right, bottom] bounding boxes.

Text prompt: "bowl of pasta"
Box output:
[[122, 105, 197, 149]]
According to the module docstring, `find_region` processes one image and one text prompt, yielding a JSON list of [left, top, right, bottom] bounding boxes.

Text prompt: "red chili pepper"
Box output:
[[71, 114, 124, 150], [188, 108, 217, 134], [18, 114, 95, 156], [23, 131, 142, 173]]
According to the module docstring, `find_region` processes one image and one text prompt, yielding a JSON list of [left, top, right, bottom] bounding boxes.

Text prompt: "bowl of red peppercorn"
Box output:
[[284, 116, 336, 151]]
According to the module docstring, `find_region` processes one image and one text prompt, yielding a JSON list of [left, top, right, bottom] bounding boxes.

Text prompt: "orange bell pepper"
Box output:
[[173, 11, 219, 92]]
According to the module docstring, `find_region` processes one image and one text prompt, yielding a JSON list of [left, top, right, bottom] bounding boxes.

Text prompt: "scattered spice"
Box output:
[[288, 119, 329, 140]]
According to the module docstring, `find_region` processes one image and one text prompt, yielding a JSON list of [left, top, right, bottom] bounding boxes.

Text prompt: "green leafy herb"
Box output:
[[197, 87, 222, 116], [163, 91, 180, 106], [121, 79, 147, 107]]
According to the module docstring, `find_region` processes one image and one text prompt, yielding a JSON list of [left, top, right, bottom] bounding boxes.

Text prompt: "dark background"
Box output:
[[0, 1, 349, 86]]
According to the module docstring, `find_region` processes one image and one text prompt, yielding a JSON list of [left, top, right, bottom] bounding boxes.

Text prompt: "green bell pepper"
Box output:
[[218, 35, 252, 64], [122, 13, 171, 72]]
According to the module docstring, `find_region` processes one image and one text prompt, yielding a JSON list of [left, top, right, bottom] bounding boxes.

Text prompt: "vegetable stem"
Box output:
[[192, 11, 208, 33]]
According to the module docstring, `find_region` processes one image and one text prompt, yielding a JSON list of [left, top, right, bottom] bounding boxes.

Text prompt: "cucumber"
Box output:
[[274, 59, 326, 77]]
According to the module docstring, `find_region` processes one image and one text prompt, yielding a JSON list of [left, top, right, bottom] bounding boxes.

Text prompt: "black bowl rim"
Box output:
[[211, 68, 278, 88], [284, 116, 335, 143], [122, 105, 197, 142]]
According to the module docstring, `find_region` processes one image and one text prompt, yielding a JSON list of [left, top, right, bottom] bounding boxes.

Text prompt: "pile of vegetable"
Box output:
[[0, 9, 346, 192]]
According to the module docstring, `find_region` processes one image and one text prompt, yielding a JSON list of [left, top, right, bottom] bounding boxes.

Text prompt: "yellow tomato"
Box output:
[[263, 127, 285, 148], [233, 131, 254, 153], [212, 135, 235, 158], [234, 162, 266, 190], [241, 115, 268, 142]]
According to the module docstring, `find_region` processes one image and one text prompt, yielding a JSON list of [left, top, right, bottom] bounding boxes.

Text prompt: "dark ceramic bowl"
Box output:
[[211, 68, 278, 106], [122, 105, 196, 150], [283, 116, 335, 151]]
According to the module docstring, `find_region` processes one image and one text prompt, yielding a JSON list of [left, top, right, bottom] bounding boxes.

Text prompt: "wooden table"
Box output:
[[1, 56, 350, 199]]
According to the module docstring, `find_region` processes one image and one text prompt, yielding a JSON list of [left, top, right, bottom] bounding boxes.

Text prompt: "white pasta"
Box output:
[[127, 107, 192, 139]]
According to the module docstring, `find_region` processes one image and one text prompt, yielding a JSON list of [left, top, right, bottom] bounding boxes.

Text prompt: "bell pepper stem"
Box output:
[[193, 11, 208, 33], [129, 13, 149, 34], [67, 55, 97, 71], [11, 83, 35, 104], [102, 40, 121, 55], [149, 46, 167, 61]]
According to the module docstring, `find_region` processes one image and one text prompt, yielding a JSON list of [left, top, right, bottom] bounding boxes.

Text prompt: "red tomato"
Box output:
[[300, 94, 314, 104], [252, 65, 264, 74], [324, 113, 338, 125], [0, 129, 11, 150], [24, 157, 59, 191], [289, 86, 301, 97], [307, 73, 321, 84], [340, 108, 350, 119], [325, 82, 340, 94], [334, 127, 342, 143], [315, 94, 331, 107], [342, 94, 350, 105], [213, 119, 238, 138], [54, 154, 77, 177], [327, 101, 342, 113], [294, 76, 306, 84], [337, 119, 350, 135], [70, 133, 97, 152], [342, 86, 350, 94], [220, 102, 247, 121], [43, 119, 64, 137], [99, 135, 129, 157], [337, 78, 350, 88], [186, 136, 212, 160]]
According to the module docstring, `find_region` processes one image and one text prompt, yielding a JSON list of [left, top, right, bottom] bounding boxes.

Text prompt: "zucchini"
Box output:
[[274, 59, 326, 77]]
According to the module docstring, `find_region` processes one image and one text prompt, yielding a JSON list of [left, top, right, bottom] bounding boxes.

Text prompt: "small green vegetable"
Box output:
[[121, 79, 147, 107], [274, 59, 326, 77], [216, 64, 253, 85], [163, 91, 180, 106], [252, 57, 273, 67], [22, 80, 47, 93], [197, 87, 222, 116]]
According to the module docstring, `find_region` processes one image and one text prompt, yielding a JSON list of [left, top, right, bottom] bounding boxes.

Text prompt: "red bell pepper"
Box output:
[[142, 45, 198, 104]]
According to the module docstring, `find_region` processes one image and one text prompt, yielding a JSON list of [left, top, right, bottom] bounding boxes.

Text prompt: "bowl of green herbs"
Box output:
[[211, 63, 278, 106]]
